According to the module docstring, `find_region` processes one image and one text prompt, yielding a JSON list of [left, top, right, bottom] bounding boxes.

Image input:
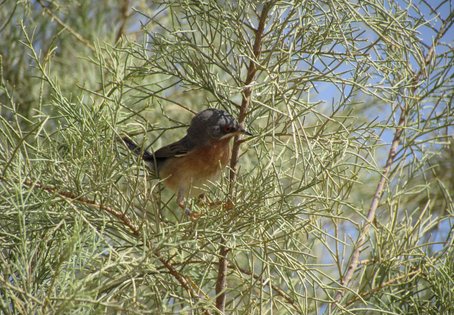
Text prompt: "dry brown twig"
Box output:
[[214, 3, 274, 313], [2, 176, 141, 236]]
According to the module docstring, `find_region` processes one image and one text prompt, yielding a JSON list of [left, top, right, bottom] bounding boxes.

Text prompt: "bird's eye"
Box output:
[[223, 125, 232, 133]]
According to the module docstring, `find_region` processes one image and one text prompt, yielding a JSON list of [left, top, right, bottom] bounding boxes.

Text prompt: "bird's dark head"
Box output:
[[187, 108, 251, 144]]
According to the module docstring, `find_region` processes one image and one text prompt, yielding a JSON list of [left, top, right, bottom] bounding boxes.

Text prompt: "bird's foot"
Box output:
[[204, 199, 234, 210], [183, 206, 202, 221], [223, 200, 234, 210]]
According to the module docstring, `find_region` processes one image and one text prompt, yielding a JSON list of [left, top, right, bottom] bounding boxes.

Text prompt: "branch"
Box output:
[[115, 0, 130, 43], [157, 255, 213, 315], [229, 2, 272, 187], [334, 106, 407, 303], [157, 258, 301, 312], [2, 175, 215, 312], [333, 16, 453, 304], [215, 239, 230, 311], [0, 176, 140, 236], [215, 3, 273, 313]]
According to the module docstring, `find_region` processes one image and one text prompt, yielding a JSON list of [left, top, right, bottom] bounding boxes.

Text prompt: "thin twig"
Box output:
[[345, 269, 421, 306], [157, 255, 212, 315], [235, 265, 301, 312], [36, 0, 96, 51]]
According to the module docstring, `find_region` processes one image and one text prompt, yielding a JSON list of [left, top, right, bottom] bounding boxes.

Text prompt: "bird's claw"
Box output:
[[184, 207, 191, 216], [185, 207, 202, 221]]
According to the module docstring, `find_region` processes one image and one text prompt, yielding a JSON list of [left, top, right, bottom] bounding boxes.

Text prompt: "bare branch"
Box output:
[[333, 15, 454, 304], [214, 3, 273, 312], [115, 0, 130, 43]]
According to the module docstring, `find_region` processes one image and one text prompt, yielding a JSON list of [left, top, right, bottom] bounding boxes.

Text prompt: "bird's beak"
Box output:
[[239, 127, 252, 136]]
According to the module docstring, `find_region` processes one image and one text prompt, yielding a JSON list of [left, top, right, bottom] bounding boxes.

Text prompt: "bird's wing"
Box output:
[[122, 136, 155, 161], [153, 138, 193, 159], [122, 136, 195, 175]]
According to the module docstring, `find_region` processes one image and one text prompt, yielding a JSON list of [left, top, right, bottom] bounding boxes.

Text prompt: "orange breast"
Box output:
[[159, 138, 231, 194]]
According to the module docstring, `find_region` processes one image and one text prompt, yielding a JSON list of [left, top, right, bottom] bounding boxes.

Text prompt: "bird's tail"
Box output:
[[121, 136, 158, 173], [122, 136, 154, 160]]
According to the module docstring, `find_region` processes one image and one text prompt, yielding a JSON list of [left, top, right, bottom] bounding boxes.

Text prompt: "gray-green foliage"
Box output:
[[0, 0, 453, 314]]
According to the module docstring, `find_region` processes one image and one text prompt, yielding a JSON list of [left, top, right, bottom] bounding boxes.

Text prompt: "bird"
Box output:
[[122, 108, 251, 214]]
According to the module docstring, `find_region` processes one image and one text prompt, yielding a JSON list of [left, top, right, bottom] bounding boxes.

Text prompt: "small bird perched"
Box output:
[[123, 108, 251, 214]]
